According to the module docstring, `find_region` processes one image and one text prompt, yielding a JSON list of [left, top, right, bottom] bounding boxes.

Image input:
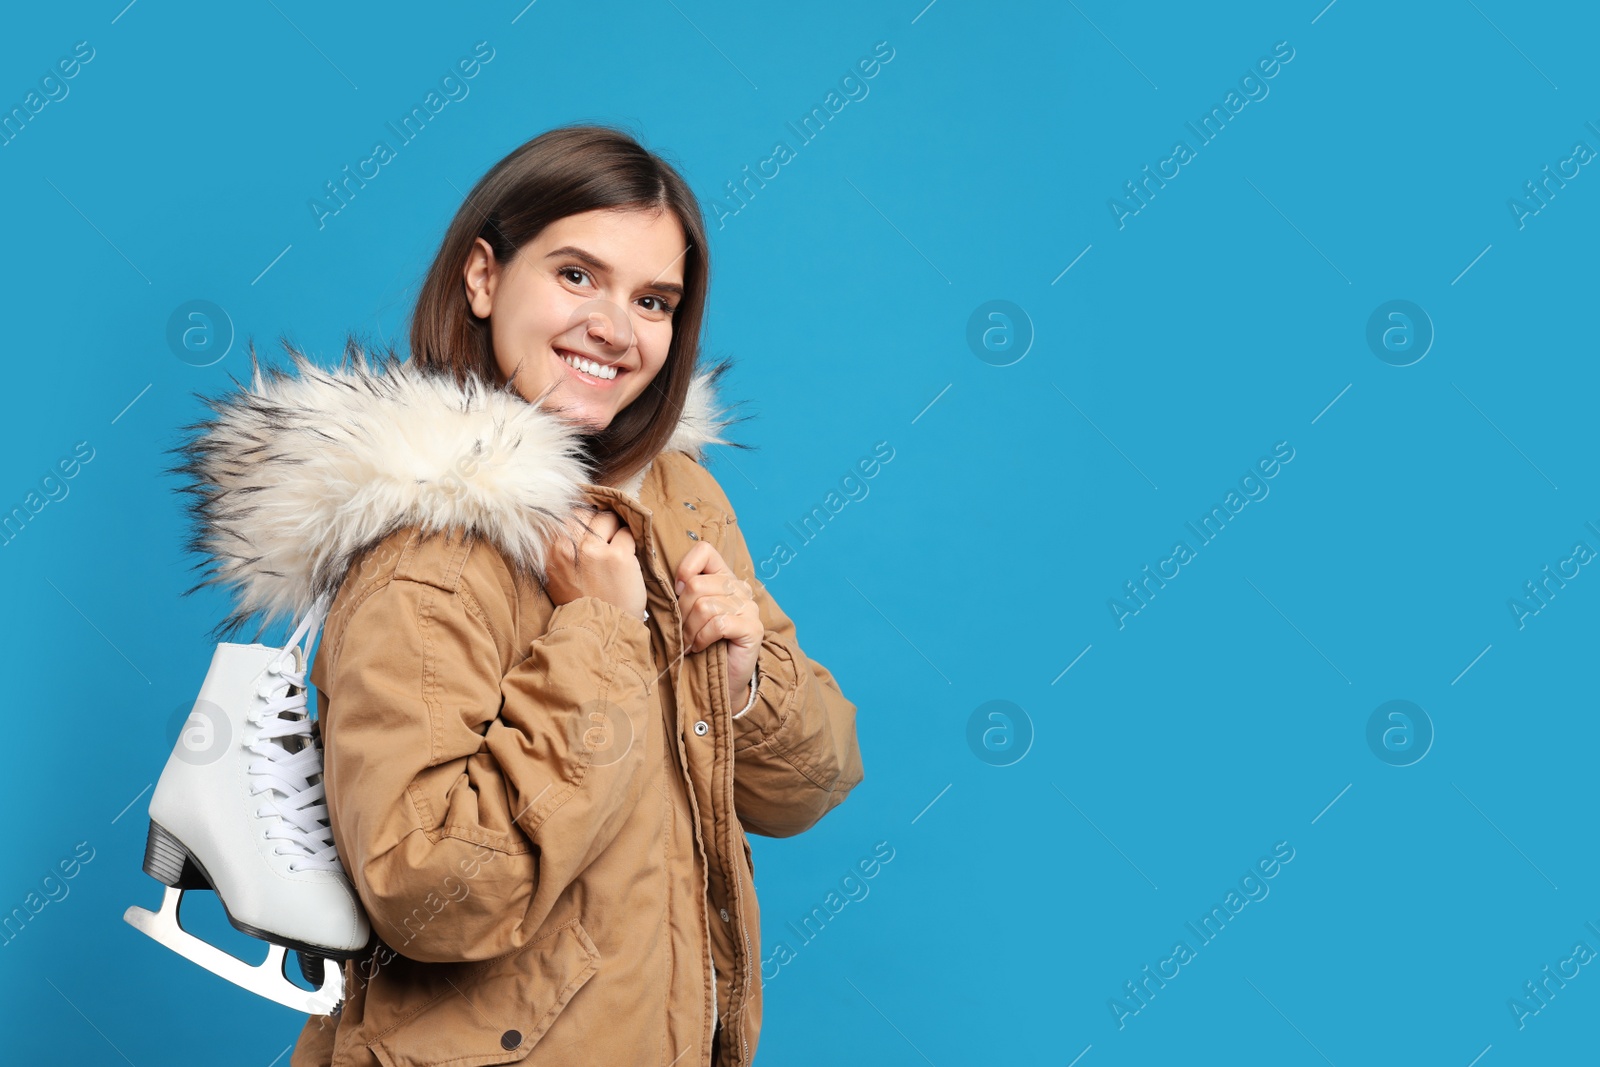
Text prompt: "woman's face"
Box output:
[[464, 206, 687, 432]]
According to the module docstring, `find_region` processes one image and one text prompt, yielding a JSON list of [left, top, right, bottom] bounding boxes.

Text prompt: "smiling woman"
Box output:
[[201, 124, 868, 1067]]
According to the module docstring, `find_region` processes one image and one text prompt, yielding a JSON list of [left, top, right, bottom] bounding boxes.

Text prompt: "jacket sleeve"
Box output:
[[318, 545, 655, 964], [691, 464, 866, 838]]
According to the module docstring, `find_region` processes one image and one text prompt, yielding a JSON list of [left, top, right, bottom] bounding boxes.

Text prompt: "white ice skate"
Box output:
[[123, 593, 371, 1014]]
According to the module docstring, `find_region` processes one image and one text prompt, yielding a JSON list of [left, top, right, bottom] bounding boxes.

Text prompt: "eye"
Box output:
[[559, 266, 592, 287], [640, 295, 676, 315]]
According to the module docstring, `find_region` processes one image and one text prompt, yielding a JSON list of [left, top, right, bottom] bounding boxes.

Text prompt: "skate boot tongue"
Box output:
[[272, 646, 309, 756]]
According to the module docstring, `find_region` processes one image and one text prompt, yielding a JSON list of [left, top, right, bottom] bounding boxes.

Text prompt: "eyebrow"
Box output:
[[543, 245, 685, 299]]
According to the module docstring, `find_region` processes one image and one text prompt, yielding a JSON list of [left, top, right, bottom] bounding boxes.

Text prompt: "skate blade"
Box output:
[[123, 887, 344, 1015]]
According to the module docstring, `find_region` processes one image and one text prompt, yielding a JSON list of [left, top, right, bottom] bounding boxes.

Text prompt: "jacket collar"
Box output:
[[168, 347, 738, 641]]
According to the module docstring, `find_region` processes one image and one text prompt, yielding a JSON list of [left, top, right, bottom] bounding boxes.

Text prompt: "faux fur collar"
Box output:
[[167, 346, 739, 642]]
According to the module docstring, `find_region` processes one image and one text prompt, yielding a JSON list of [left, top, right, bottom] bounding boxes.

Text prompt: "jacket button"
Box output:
[[720, 907, 730, 921], [693, 720, 709, 736], [687, 530, 700, 541], [501, 1030, 522, 1050]]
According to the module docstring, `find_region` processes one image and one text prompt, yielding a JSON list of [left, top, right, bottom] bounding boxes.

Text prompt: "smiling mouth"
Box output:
[[554, 348, 627, 387]]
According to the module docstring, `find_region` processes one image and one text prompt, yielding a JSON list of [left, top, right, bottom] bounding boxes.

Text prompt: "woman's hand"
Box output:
[[675, 541, 761, 704], [544, 506, 648, 622]]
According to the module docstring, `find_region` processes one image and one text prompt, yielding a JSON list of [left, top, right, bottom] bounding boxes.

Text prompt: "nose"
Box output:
[[573, 298, 635, 355], [586, 313, 618, 349]]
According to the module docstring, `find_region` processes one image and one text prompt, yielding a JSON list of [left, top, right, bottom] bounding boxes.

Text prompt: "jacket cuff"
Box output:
[[732, 661, 760, 719], [730, 635, 796, 745], [548, 595, 654, 665]]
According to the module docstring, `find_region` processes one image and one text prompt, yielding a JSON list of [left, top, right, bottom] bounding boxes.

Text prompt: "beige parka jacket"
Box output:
[[175, 350, 865, 1067]]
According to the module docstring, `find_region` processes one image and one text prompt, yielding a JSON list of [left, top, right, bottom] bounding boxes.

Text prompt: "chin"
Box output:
[[564, 409, 612, 433]]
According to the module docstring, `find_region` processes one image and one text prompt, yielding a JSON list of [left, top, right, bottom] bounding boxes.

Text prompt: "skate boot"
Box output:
[[123, 593, 371, 1014]]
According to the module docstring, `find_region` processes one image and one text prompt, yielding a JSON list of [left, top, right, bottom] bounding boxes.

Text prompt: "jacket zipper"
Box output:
[[733, 859, 751, 1066], [711, 637, 752, 1067], [670, 565, 733, 1061], [663, 538, 750, 1067]]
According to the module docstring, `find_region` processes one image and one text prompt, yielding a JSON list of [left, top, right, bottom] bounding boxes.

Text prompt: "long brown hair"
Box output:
[[409, 123, 710, 489]]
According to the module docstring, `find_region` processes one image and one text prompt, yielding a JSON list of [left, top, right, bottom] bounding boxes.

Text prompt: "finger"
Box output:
[[684, 587, 759, 644], [554, 513, 590, 559], [676, 571, 720, 617], [605, 517, 638, 547], [700, 544, 734, 577], [683, 598, 731, 652], [562, 507, 604, 542], [578, 508, 621, 541], [676, 582, 717, 644], [678, 569, 749, 617], [675, 541, 709, 587], [676, 540, 732, 587], [687, 598, 762, 653], [675, 574, 702, 633], [715, 574, 756, 613]]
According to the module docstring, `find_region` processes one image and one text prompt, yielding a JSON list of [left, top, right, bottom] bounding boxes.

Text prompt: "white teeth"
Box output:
[[558, 352, 617, 381]]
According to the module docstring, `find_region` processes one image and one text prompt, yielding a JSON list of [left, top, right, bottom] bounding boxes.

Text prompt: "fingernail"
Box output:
[[675, 580, 685, 595]]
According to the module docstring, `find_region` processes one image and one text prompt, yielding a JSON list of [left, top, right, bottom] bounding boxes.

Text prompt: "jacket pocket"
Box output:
[[367, 918, 600, 1067]]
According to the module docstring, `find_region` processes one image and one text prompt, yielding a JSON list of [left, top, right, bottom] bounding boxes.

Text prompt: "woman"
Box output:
[[175, 125, 864, 1066]]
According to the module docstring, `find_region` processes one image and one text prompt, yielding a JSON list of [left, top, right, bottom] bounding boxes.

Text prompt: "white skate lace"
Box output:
[[246, 594, 341, 875]]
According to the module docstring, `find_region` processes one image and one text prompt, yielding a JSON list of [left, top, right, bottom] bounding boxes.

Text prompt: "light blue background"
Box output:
[[1, 1, 1595, 1063]]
